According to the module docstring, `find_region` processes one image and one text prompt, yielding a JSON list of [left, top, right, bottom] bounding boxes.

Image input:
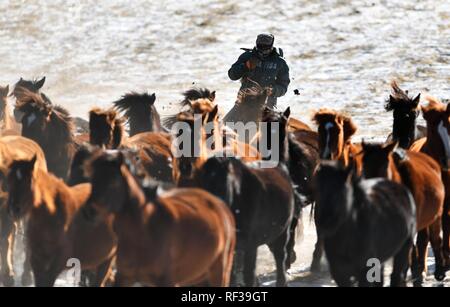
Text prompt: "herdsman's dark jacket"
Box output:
[[228, 48, 290, 107]]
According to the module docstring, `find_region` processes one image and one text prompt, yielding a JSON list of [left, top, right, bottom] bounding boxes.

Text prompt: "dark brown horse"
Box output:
[[13, 89, 77, 180], [113, 92, 166, 135], [89, 108, 124, 149], [411, 96, 450, 274], [194, 156, 295, 287], [310, 109, 361, 272], [361, 140, 447, 284], [7, 156, 116, 287], [11, 77, 50, 105], [385, 81, 426, 149], [0, 136, 47, 286], [314, 161, 416, 287], [84, 151, 235, 286]]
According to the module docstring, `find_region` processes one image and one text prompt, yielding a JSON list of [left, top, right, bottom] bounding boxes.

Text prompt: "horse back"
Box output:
[[0, 135, 47, 172], [395, 150, 444, 229]]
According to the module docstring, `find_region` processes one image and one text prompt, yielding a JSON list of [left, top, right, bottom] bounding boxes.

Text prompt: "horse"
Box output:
[[314, 161, 416, 287], [310, 109, 361, 272], [13, 88, 77, 180], [11, 77, 50, 105], [87, 107, 173, 183], [0, 135, 47, 286], [113, 92, 166, 135], [84, 151, 235, 287], [411, 96, 450, 273], [6, 156, 117, 287], [194, 157, 295, 287], [0, 85, 21, 135], [385, 81, 426, 149], [361, 140, 447, 284]]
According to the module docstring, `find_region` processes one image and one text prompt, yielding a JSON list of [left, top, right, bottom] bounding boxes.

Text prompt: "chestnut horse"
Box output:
[[113, 92, 166, 135], [7, 156, 116, 287], [310, 109, 361, 272], [361, 141, 446, 284], [88, 107, 173, 183], [0, 85, 21, 135], [0, 135, 47, 286], [385, 81, 426, 149], [14, 89, 77, 180], [314, 161, 416, 287], [85, 151, 235, 286], [411, 97, 450, 273]]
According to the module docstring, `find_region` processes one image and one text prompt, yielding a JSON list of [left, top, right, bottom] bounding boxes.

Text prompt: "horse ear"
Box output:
[[283, 107, 291, 119], [382, 140, 398, 153], [412, 94, 421, 107], [343, 116, 357, 140], [209, 91, 216, 102], [36, 77, 46, 89], [3, 85, 9, 96], [149, 93, 156, 104]]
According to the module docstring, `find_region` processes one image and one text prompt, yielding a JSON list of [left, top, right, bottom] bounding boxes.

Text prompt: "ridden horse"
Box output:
[[88, 107, 173, 183], [310, 109, 361, 272], [113, 92, 166, 135], [361, 141, 447, 284], [314, 161, 416, 287], [195, 157, 295, 287], [411, 96, 450, 272], [0, 136, 47, 286], [6, 156, 116, 287], [0, 85, 21, 135], [385, 81, 426, 149], [13, 89, 77, 180], [84, 151, 235, 287]]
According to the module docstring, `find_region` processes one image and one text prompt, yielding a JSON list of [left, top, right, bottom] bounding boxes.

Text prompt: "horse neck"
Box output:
[[118, 167, 148, 217], [387, 155, 403, 183], [32, 170, 76, 221], [393, 118, 416, 149], [1, 99, 11, 130]]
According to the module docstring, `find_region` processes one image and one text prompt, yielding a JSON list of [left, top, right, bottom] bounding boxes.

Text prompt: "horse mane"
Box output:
[[423, 95, 445, 111], [385, 80, 420, 111], [312, 109, 339, 125], [180, 88, 216, 107], [313, 109, 357, 140], [112, 92, 157, 121], [163, 88, 216, 129]]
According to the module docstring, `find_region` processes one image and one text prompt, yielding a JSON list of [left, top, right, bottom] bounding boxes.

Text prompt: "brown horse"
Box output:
[[13, 88, 77, 180], [385, 81, 426, 149], [89, 108, 124, 149], [310, 109, 361, 272], [88, 107, 173, 183], [361, 140, 446, 284], [6, 156, 116, 287], [113, 92, 166, 135], [411, 96, 450, 273], [85, 151, 235, 286], [0, 85, 21, 136], [0, 135, 47, 286]]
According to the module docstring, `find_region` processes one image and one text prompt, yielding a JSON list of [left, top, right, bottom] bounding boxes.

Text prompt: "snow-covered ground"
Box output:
[[1, 0, 449, 286]]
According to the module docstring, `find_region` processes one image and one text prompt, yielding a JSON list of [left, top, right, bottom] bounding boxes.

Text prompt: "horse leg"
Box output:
[[243, 248, 258, 287], [32, 263, 60, 287], [428, 219, 446, 281], [442, 201, 450, 268], [412, 229, 429, 286], [285, 217, 298, 269], [19, 220, 33, 286], [328, 262, 353, 287], [311, 234, 324, 273], [231, 249, 245, 287], [92, 257, 114, 287], [0, 210, 15, 287], [268, 230, 290, 287], [391, 238, 413, 287]]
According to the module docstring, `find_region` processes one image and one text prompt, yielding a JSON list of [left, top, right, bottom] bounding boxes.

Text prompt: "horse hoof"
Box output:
[[310, 261, 321, 273], [434, 267, 446, 282], [413, 279, 423, 287], [2, 275, 15, 287], [21, 273, 33, 287]]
